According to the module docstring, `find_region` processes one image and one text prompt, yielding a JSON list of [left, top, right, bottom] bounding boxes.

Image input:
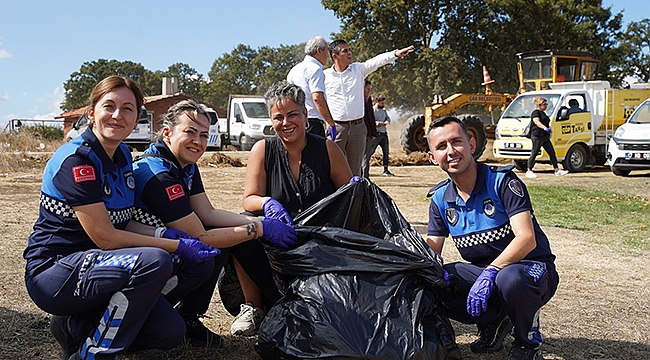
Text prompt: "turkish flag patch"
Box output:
[[165, 184, 185, 201], [72, 165, 96, 183]]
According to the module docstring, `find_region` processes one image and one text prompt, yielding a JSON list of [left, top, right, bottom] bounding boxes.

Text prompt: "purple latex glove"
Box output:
[[261, 218, 298, 249], [161, 228, 192, 239], [544, 127, 552, 134], [443, 269, 451, 285], [175, 237, 221, 262], [467, 267, 499, 317], [263, 198, 294, 226], [328, 125, 337, 141], [350, 176, 362, 183]]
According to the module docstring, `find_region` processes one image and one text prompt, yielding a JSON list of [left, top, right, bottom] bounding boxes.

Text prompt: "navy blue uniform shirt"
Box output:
[[24, 128, 135, 260], [131, 140, 204, 227], [427, 162, 555, 267]]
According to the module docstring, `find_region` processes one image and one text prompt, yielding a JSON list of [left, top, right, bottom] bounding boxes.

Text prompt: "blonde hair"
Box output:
[[533, 97, 547, 108]]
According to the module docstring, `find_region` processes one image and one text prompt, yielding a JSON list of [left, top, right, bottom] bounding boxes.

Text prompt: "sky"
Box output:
[[0, 0, 646, 128]]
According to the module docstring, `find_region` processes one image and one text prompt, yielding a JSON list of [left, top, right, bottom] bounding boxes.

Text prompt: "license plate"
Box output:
[[504, 143, 523, 149], [625, 152, 650, 160]]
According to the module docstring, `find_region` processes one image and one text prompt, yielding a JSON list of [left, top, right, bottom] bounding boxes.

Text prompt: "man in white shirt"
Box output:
[[287, 36, 336, 139], [324, 39, 414, 176]]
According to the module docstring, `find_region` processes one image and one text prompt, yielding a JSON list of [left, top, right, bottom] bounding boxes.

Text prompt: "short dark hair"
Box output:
[[364, 79, 372, 86], [329, 39, 348, 60], [426, 116, 471, 149], [376, 95, 386, 102]]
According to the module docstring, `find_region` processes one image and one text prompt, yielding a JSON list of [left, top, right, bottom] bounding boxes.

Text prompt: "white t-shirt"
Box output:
[[287, 55, 326, 120]]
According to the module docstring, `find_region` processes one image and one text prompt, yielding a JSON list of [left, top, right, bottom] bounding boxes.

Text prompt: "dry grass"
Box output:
[[2, 125, 650, 359]]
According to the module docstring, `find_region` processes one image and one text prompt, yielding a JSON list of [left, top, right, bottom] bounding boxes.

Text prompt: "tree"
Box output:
[[61, 59, 157, 111], [614, 19, 650, 84], [201, 43, 303, 108], [164, 63, 203, 98], [321, 0, 625, 112]]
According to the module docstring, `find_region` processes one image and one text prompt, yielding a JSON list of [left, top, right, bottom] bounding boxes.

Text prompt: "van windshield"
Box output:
[[627, 101, 650, 124], [502, 94, 561, 118], [243, 102, 270, 118]]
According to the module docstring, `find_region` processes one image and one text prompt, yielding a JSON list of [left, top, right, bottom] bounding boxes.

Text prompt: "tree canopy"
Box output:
[[61, 1, 647, 116], [322, 0, 626, 112]]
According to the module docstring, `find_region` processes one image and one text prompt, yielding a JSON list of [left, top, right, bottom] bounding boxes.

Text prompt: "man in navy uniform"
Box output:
[[425, 116, 559, 360]]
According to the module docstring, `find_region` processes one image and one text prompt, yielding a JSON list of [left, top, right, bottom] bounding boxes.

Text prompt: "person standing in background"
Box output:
[[286, 36, 337, 140], [361, 79, 378, 177], [363, 94, 394, 177], [324, 39, 414, 176]]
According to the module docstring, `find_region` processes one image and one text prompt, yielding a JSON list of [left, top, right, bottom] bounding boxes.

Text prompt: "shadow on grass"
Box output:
[[453, 322, 650, 359]]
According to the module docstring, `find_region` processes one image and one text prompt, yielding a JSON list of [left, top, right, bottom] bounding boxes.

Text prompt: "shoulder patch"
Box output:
[[72, 165, 96, 183], [165, 184, 185, 201], [508, 178, 525, 198], [426, 178, 451, 198]]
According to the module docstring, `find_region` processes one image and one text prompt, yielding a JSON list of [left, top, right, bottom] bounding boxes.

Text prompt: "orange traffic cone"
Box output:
[[481, 66, 495, 85]]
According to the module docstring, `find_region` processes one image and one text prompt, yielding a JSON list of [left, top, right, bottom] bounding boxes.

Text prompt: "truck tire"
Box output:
[[457, 114, 487, 160], [562, 144, 587, 172], [513, 160, 528, 171], [239, 135, 252, 151], [611, 167, 631, 176], [400, 114, 427, 154]]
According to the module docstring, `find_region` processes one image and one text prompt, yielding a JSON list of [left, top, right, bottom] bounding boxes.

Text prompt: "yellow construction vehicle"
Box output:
[[400, 50, 601, 159]]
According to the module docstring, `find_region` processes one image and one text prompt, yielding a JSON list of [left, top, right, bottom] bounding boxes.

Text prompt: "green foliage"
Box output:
[[528, 185, 649, 252], [322, 0, 627, 110], [614, 19, 650, 83], [201, 43, 304, 108], [21, 125, 63, 140], [61, 59, 159, 112], [163, 63, 204, 99]]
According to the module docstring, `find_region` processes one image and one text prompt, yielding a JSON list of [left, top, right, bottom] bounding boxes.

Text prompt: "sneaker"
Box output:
[[554, 169, 568, 176], [184, 315, 223, 348], [507, 340, 544, 360], [470, 310, 513, 353], [231, 302, 265, 336], [50, 315, 79, 360], [382, 170, 395, 177], [525, 171, 537, 178]]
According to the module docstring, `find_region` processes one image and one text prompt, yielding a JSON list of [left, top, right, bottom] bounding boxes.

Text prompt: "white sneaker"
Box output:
[[525, 171, 537, 178], [230, 302, 265, 336], [555, 169, 569, 176]]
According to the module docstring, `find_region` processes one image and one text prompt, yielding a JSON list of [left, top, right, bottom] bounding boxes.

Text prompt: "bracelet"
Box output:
[[154, 227, 167, 238], [489, 264, 502, 270]]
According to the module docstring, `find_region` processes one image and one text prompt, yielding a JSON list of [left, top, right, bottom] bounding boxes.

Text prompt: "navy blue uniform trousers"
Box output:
[[444, 260, 559, 349]]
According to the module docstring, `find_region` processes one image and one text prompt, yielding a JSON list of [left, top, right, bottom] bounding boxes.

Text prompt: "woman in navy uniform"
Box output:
[[24, 76, 219, 360], [131, 99, 297, 343]]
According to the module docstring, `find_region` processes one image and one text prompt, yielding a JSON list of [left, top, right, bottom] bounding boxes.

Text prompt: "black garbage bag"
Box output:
[[256, 178, 460, 360]]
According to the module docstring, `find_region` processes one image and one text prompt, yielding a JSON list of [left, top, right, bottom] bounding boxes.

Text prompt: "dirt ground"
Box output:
[[1, 123, 649, 359]]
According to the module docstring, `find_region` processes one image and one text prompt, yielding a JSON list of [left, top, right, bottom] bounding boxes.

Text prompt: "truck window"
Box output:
[[580, 61, 599, 81], [234, 104, 244, 122], [242, 102, 269, 119], [628, 101, 650, 124], [502, 94, 560, 118]]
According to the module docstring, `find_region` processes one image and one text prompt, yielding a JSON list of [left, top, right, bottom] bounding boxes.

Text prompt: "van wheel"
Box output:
[[239, 135, 252, 151], [612, 168, 631, 176], [562, 144, 587, 172]]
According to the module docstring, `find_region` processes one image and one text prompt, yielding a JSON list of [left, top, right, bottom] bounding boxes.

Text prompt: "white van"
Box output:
[[205, 107, 222, 150]]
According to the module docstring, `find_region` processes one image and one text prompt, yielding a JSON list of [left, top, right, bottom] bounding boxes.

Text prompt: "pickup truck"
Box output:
[[219, 95, 275, 151]]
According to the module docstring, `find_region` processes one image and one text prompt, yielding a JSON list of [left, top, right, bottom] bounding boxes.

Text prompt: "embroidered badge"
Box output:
[[72, 165, 96, 183], [166, 184, 185, 201], [483, 198, 496, 217], [102, 177, 112, 197], [508, 179, 525, 198], [445, 207, 459, 226], [124, 171, 135, 190]]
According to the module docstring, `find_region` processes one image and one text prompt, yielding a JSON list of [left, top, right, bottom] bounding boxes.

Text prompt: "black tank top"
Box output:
[[264, 133, 335, 217]]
